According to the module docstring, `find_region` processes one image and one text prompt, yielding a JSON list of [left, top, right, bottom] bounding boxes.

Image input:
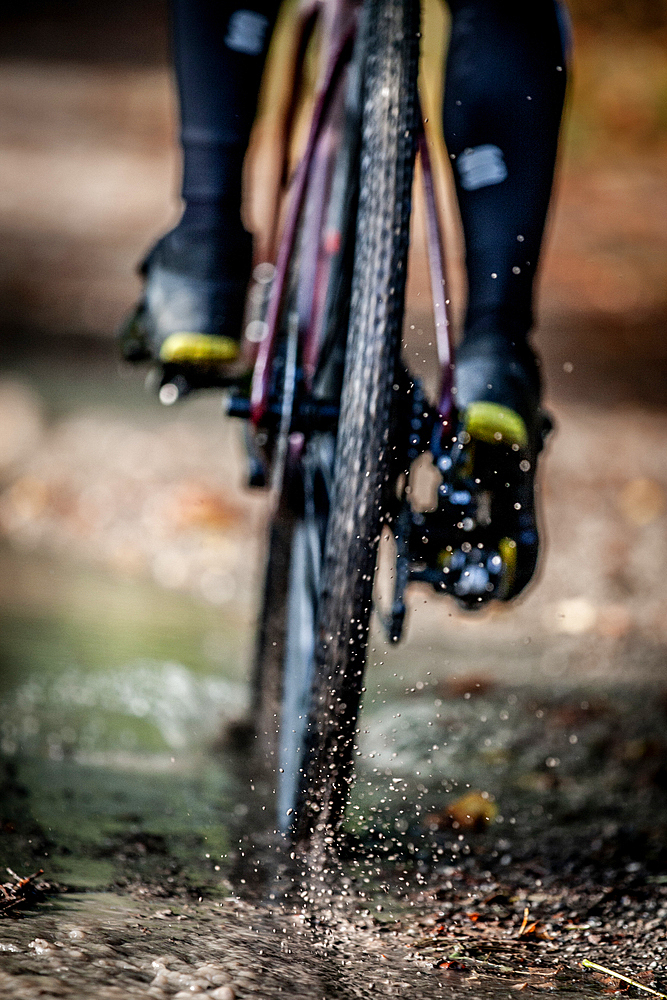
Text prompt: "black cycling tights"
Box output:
[[171, 0, 280, 217], [171, 0, 567, 346], [444, 1, 567, 348]]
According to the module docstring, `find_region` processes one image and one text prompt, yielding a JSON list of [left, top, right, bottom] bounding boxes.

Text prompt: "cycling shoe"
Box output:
[[119, 221, 253, 382], [453, 328, 543, 443], [434, 335, 551, 603], [460, 401, 549, 601]]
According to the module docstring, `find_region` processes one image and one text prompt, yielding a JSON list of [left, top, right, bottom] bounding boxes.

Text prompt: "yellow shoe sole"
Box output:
[[497, 536, 517, 599], [159, 332, 240, 365], [464, 401, 528, 450]]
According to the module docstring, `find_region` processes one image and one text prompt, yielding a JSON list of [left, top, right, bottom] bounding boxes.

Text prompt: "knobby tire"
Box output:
[[252, 31, 360, 829], [292, 0, 420, 845]]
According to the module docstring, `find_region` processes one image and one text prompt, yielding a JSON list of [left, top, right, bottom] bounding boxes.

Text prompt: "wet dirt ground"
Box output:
[[0, 346, 666, 1000], [2, 2, 667, 997]]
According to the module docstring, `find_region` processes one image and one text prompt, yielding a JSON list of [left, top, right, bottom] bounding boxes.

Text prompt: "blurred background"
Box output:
[[0, 0, 666, 887]]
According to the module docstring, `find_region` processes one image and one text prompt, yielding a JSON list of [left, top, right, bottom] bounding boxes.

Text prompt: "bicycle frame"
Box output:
[[228, 0, 522, 628], [245, 0, 455, 436], [249, 0, 360, 424]]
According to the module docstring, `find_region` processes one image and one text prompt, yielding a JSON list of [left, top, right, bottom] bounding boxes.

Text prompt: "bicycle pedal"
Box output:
[[158, 375, 190, 406], [154, 363, 250, 405], [142, 365, 191, 405], [425, 539, 517, 608], [408, 399, 538, 604]]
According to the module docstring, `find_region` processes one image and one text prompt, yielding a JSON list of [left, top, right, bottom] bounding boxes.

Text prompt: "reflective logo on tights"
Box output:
[[225, 10, 269, 55], [457, 145, 508, 191]]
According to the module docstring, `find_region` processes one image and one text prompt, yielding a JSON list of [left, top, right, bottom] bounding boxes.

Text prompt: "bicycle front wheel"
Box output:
[[251, 18, 361, 830], [292, 0, 420, 844]]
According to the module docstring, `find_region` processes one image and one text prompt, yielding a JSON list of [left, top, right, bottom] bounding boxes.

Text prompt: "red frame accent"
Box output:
[[417, 119, 456, 429], [249, 0, 359, 424], [249, 0, 454, 433]]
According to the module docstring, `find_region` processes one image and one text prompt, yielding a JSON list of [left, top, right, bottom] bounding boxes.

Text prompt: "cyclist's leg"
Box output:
[[441, 0, 568, 594], [443, 0, 567, 431], [121, 0, 280, 367]]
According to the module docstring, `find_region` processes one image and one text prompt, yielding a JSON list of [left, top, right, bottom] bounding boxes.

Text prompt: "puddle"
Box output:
[[0, 887, 606, 1000], [2, 545, 667, 997], [0, 544, 251, 890]]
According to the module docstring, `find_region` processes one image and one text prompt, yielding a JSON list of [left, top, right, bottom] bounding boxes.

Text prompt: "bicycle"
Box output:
[[160, 0, 533, 848]]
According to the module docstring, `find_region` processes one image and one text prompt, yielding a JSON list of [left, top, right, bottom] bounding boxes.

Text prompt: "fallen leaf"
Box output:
[[427, 791, 498, 832], [618, 477, 665, 526], [437, 675, 495, 698], [171, 483, 243, 531], [517, 906, 552, 941], [591, 971, 626, 992]]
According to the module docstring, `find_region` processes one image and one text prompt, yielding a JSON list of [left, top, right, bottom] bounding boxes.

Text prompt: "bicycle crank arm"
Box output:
[[407, 490, 508, 607], [226, 393, 339, 432]]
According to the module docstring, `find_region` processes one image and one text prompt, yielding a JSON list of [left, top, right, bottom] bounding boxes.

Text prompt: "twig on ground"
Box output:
[[582, 959, 667, 999]]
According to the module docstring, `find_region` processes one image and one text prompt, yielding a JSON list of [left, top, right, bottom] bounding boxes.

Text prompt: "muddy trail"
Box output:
[[3, 635, 667, 999], [1, 408, 667, 1000], [0, 330, 666, 999]]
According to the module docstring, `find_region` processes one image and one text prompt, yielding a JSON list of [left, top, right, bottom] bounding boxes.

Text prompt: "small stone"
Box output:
[[210, 987, 236, 1000], [152, 954, 181, 967], [29, 938, 57, 955], [151, 970, 172, 988], [197, 965, 232, 986], [65, 948, 86, 961]]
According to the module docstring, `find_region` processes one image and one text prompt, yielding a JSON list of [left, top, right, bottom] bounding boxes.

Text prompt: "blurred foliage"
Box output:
[[568, 0, 667, 32], [567, 33, 667, 157]]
